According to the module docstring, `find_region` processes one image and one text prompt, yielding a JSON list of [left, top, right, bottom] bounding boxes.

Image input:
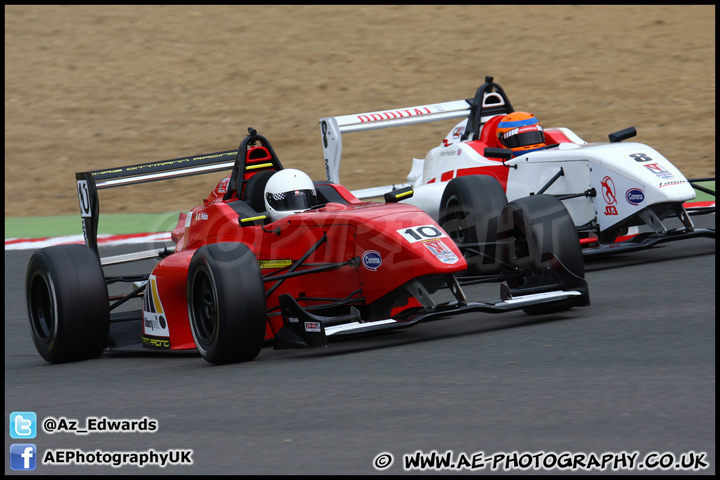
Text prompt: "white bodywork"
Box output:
[[319, 94, 696, 235]]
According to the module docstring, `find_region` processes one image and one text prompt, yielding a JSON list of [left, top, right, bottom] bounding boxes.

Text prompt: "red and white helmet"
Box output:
[[263, 169, 317, 221]]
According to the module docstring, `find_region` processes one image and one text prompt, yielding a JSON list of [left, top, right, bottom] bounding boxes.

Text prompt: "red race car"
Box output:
[[26, 128, 590, 365]]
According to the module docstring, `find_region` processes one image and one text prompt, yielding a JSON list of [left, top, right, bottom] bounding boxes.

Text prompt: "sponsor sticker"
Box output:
[[659, 179, 688, 188], [143, 276, 170, 338], [304, 322, 322, 333], [601, 176, 619, 215], [142, 335, 171, 349], [601, 176, 617, 205], [440, 149, 461, 157], [362, 250, 382, 271], [644, 163, 674, 179], [356, 106, 432, 124], [423, 240, 459, 264], [259, 259, 293, 269], [625, 188, 645, 205], [217, 176, 230, 194]]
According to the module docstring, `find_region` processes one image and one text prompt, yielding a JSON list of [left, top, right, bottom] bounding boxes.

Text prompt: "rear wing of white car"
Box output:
[[319, 100, 470, 186], [319, 75, 514, 187]]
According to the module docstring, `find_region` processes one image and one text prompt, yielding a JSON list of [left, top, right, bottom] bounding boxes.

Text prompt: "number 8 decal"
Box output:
[[629, 152, 653, 162]]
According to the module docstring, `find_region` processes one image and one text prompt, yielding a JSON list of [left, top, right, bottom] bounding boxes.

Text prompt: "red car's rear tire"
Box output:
[[25, 244, 110, 363]]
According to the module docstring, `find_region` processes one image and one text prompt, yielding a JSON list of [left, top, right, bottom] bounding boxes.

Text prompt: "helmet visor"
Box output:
[[499, 129, 545, 149], [266, 189, 316, 212]]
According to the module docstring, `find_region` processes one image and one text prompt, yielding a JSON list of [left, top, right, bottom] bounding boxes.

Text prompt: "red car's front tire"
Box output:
[[187, 243, 266, 365]]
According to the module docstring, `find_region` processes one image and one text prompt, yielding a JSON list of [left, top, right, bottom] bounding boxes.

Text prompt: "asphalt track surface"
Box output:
[[4, 215, 715, 475]]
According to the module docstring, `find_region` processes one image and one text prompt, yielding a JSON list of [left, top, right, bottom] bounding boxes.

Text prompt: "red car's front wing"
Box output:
[[273, 285, 587, 350]]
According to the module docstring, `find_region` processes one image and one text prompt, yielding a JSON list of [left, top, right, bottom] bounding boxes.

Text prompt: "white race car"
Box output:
[[320, 76, 715, 272]]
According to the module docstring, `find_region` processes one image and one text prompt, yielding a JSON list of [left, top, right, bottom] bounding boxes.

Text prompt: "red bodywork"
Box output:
[[143, 177, 467, 351]]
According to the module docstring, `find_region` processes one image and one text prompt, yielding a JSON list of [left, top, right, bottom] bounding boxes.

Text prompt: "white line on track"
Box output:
[[5, 232, 172, 250]]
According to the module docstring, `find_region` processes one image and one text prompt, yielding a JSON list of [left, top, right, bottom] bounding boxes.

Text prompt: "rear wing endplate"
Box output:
[[319, 75, 514, 184]]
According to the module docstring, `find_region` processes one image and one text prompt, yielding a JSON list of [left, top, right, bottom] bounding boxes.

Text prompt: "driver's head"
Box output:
[[496, 111, 546, 156], [263, 169, 317, 221]]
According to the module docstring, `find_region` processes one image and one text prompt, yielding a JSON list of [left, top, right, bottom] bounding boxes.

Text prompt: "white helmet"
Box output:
[[263, 169, 317, 221]]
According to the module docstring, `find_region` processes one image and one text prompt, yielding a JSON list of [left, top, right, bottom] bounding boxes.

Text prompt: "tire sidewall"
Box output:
[[25, 244, 109, 363], [498, 194, 585, 283], [439, 175, 508, 275], [187, 243, 266, 365]]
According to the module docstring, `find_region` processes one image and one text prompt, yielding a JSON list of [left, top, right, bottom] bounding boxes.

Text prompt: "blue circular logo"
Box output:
[[362, 250, 382, 271], [625, 188, 645, 205]]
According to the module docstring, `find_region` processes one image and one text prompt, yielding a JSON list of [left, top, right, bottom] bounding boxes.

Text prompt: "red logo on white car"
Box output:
[[601, 176, 617, 205]]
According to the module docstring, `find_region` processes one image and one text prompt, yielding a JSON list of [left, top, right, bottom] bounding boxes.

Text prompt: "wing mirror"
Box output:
[[384, 186, 414, 203], [484, 147, 517, 169], [484, 147, 513, 160], [609, 127, 637, 143]]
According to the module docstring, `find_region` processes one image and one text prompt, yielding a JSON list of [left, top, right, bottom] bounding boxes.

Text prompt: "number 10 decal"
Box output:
[[397, 225, 447, 243]]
